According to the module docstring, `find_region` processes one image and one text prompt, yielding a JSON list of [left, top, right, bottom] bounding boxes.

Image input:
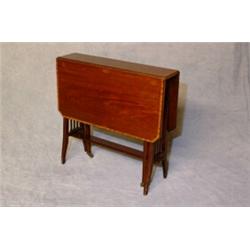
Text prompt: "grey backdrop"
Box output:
[[1, 43, 250, 206]]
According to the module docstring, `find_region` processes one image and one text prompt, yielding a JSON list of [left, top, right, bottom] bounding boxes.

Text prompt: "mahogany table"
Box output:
[[56, 53, 179, 195]]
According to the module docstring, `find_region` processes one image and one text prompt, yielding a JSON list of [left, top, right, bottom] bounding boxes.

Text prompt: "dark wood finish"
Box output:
[[56, 53, 179, 195], [142, 142, 155, 195], [92, 136, 143, 158], [83, 124, 93, 158], [166, 74, 179, 131], [61, 117, 69, 164]]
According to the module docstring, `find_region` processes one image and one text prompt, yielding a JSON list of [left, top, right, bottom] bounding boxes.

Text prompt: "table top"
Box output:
[[57, 53, 179, 142], [58, 53, 179, 80]]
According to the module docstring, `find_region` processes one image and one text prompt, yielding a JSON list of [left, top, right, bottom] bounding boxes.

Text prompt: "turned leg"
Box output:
[[83, 124, 94, 158], [142, 142, 155, 195], [61, 117, 69, 164]]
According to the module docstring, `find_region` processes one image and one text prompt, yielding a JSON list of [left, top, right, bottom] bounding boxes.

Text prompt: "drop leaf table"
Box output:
[[56, 53, 179, 195]]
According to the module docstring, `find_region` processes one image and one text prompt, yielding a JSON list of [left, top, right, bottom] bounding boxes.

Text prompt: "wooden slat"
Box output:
[[91, 136, 143, 158]]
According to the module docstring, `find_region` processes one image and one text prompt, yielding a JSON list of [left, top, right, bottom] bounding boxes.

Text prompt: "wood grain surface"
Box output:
[[57, 54, 179, 142]]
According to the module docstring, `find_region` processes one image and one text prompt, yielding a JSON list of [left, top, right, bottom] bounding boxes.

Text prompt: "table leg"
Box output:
[[61, 117, 69, 164], [142, 141, 154, 195], [83, 124, 94, 158], [161, 133, 169, 178]]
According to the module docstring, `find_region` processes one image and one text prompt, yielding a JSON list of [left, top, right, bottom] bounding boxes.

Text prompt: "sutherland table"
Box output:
[[56, 53, 179, 195]]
